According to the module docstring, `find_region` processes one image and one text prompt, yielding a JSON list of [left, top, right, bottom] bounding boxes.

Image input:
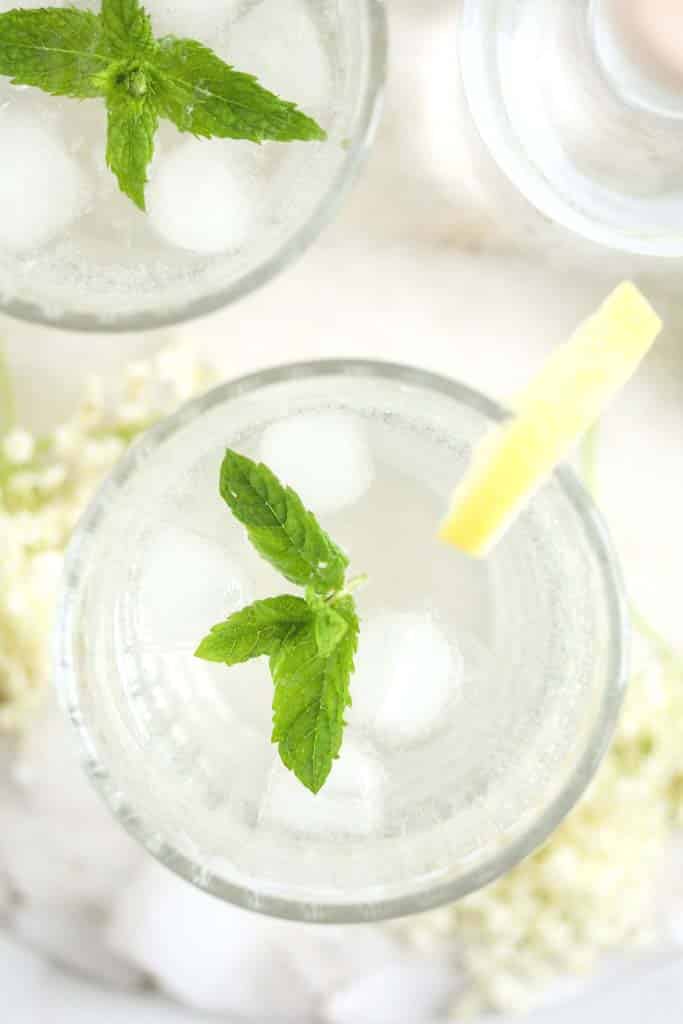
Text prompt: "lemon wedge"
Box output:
[[439, 282, 662, 557]]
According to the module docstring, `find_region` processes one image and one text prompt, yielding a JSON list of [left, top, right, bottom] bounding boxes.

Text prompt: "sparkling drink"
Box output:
[[0, 0, 385, 328], [55, 362, 626, 921]]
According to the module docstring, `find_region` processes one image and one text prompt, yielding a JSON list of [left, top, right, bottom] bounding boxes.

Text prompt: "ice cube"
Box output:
[[324, 958, 455, 1024], [0, 109, 91, 253], [107, 860, 316, 1017], [259, 412, 374, 517], [137, 525, 251, 649], [148, 1, 239, 43], [259, 741, 384, 838], [147, 138, 263, 254], [218, 656, 276, 736], [165, 451, 242, 546], [349, 611, 463, 748], [225, 0, 332, 115]]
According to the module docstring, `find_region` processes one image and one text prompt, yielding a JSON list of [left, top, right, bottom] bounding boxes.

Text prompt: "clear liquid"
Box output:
[[67, 369, 612, 910], [0, 0, 360, 324]]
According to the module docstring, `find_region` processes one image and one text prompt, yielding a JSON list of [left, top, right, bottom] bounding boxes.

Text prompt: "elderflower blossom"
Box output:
[[402, 632, 683, 1016], [0, 346, 214, 733]]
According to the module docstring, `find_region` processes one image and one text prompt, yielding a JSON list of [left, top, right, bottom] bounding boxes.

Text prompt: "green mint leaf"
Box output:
[[153, 38, 326, 143], [195, 595, 311, 664], [305, 587, 349, 658], [101, 0, 153, 53], [271, 596, 359, 794], [219, 450, 348, 595], [106, 86, 157, 211], [197, 449, 365, 794], [0, 2, 327, 211], [0, 9, 111, 98]]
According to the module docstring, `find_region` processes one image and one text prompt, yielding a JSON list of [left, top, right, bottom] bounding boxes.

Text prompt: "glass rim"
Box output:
[[459, 0, 683, 258], [54, 358, 630, 923], [3, 0, 388, 334]]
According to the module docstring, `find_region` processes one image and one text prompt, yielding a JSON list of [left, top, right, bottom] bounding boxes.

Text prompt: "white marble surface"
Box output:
[[1, 1, 683, 1021]]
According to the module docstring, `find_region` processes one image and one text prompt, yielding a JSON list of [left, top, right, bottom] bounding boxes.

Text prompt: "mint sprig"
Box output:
[[0, 0, 326, 211], [196, 450, 363, 795]]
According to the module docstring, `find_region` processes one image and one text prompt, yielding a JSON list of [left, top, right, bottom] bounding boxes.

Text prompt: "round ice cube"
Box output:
[[349, 611, 463, 748], [259, 412, 375, 517], [259, 742, 384, 838], [225, 0, 331, 114], [0, 110, 91, 253], [147, 0, 239, 43], [137, 526, 252, 649], [147, 139, 260, 254]]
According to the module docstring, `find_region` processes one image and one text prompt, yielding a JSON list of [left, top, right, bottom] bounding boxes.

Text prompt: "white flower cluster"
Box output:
[[404, 631, 683, 1016], [0, 347, 213, 733]]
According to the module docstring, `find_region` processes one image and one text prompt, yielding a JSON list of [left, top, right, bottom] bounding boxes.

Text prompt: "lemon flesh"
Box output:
[[439, 282, 662, 557]]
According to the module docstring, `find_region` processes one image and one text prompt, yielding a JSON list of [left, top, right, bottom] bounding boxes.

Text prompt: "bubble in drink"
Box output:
[[147, 139, 264, 255], [349, 611, 463, 748], [259, 412, 375, 517], [0, 110, 92, 253], [138, 526, 252, 649], [259, 741, 384, 838]]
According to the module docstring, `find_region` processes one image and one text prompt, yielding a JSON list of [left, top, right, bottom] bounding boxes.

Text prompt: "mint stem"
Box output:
[[331, 574, 368, 602]]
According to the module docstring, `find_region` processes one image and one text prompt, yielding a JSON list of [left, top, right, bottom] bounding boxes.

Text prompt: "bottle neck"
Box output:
[[589, 0, 683, 119]]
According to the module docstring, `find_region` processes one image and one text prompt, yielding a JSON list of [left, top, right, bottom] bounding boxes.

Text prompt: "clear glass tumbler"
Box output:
[[0, 1, 386, 331], [460, 0, 683, 255], [54, 361, 628, 922]]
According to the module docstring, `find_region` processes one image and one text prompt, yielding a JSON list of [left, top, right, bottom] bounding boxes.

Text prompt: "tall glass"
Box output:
[[0, 1, 386, 331], [460, 0, 683, 255], [54, 361, 627, 922]]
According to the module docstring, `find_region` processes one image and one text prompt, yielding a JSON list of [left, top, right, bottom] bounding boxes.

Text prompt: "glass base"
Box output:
[[460, 0, 683, 256]]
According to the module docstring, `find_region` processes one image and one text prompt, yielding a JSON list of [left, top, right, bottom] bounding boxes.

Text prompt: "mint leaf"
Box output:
[[305, 587, 349, 658], [197, 448, 365, 794], [153, 38, 326, 143], [101, 0, 153, 52], [106, 87, 157, 211], [0, 1, 327, 210], [195, 595, 311, 664], [271, 596, 359, 794], [0, 9, 111, 98], [219, 450, 348, 595]]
